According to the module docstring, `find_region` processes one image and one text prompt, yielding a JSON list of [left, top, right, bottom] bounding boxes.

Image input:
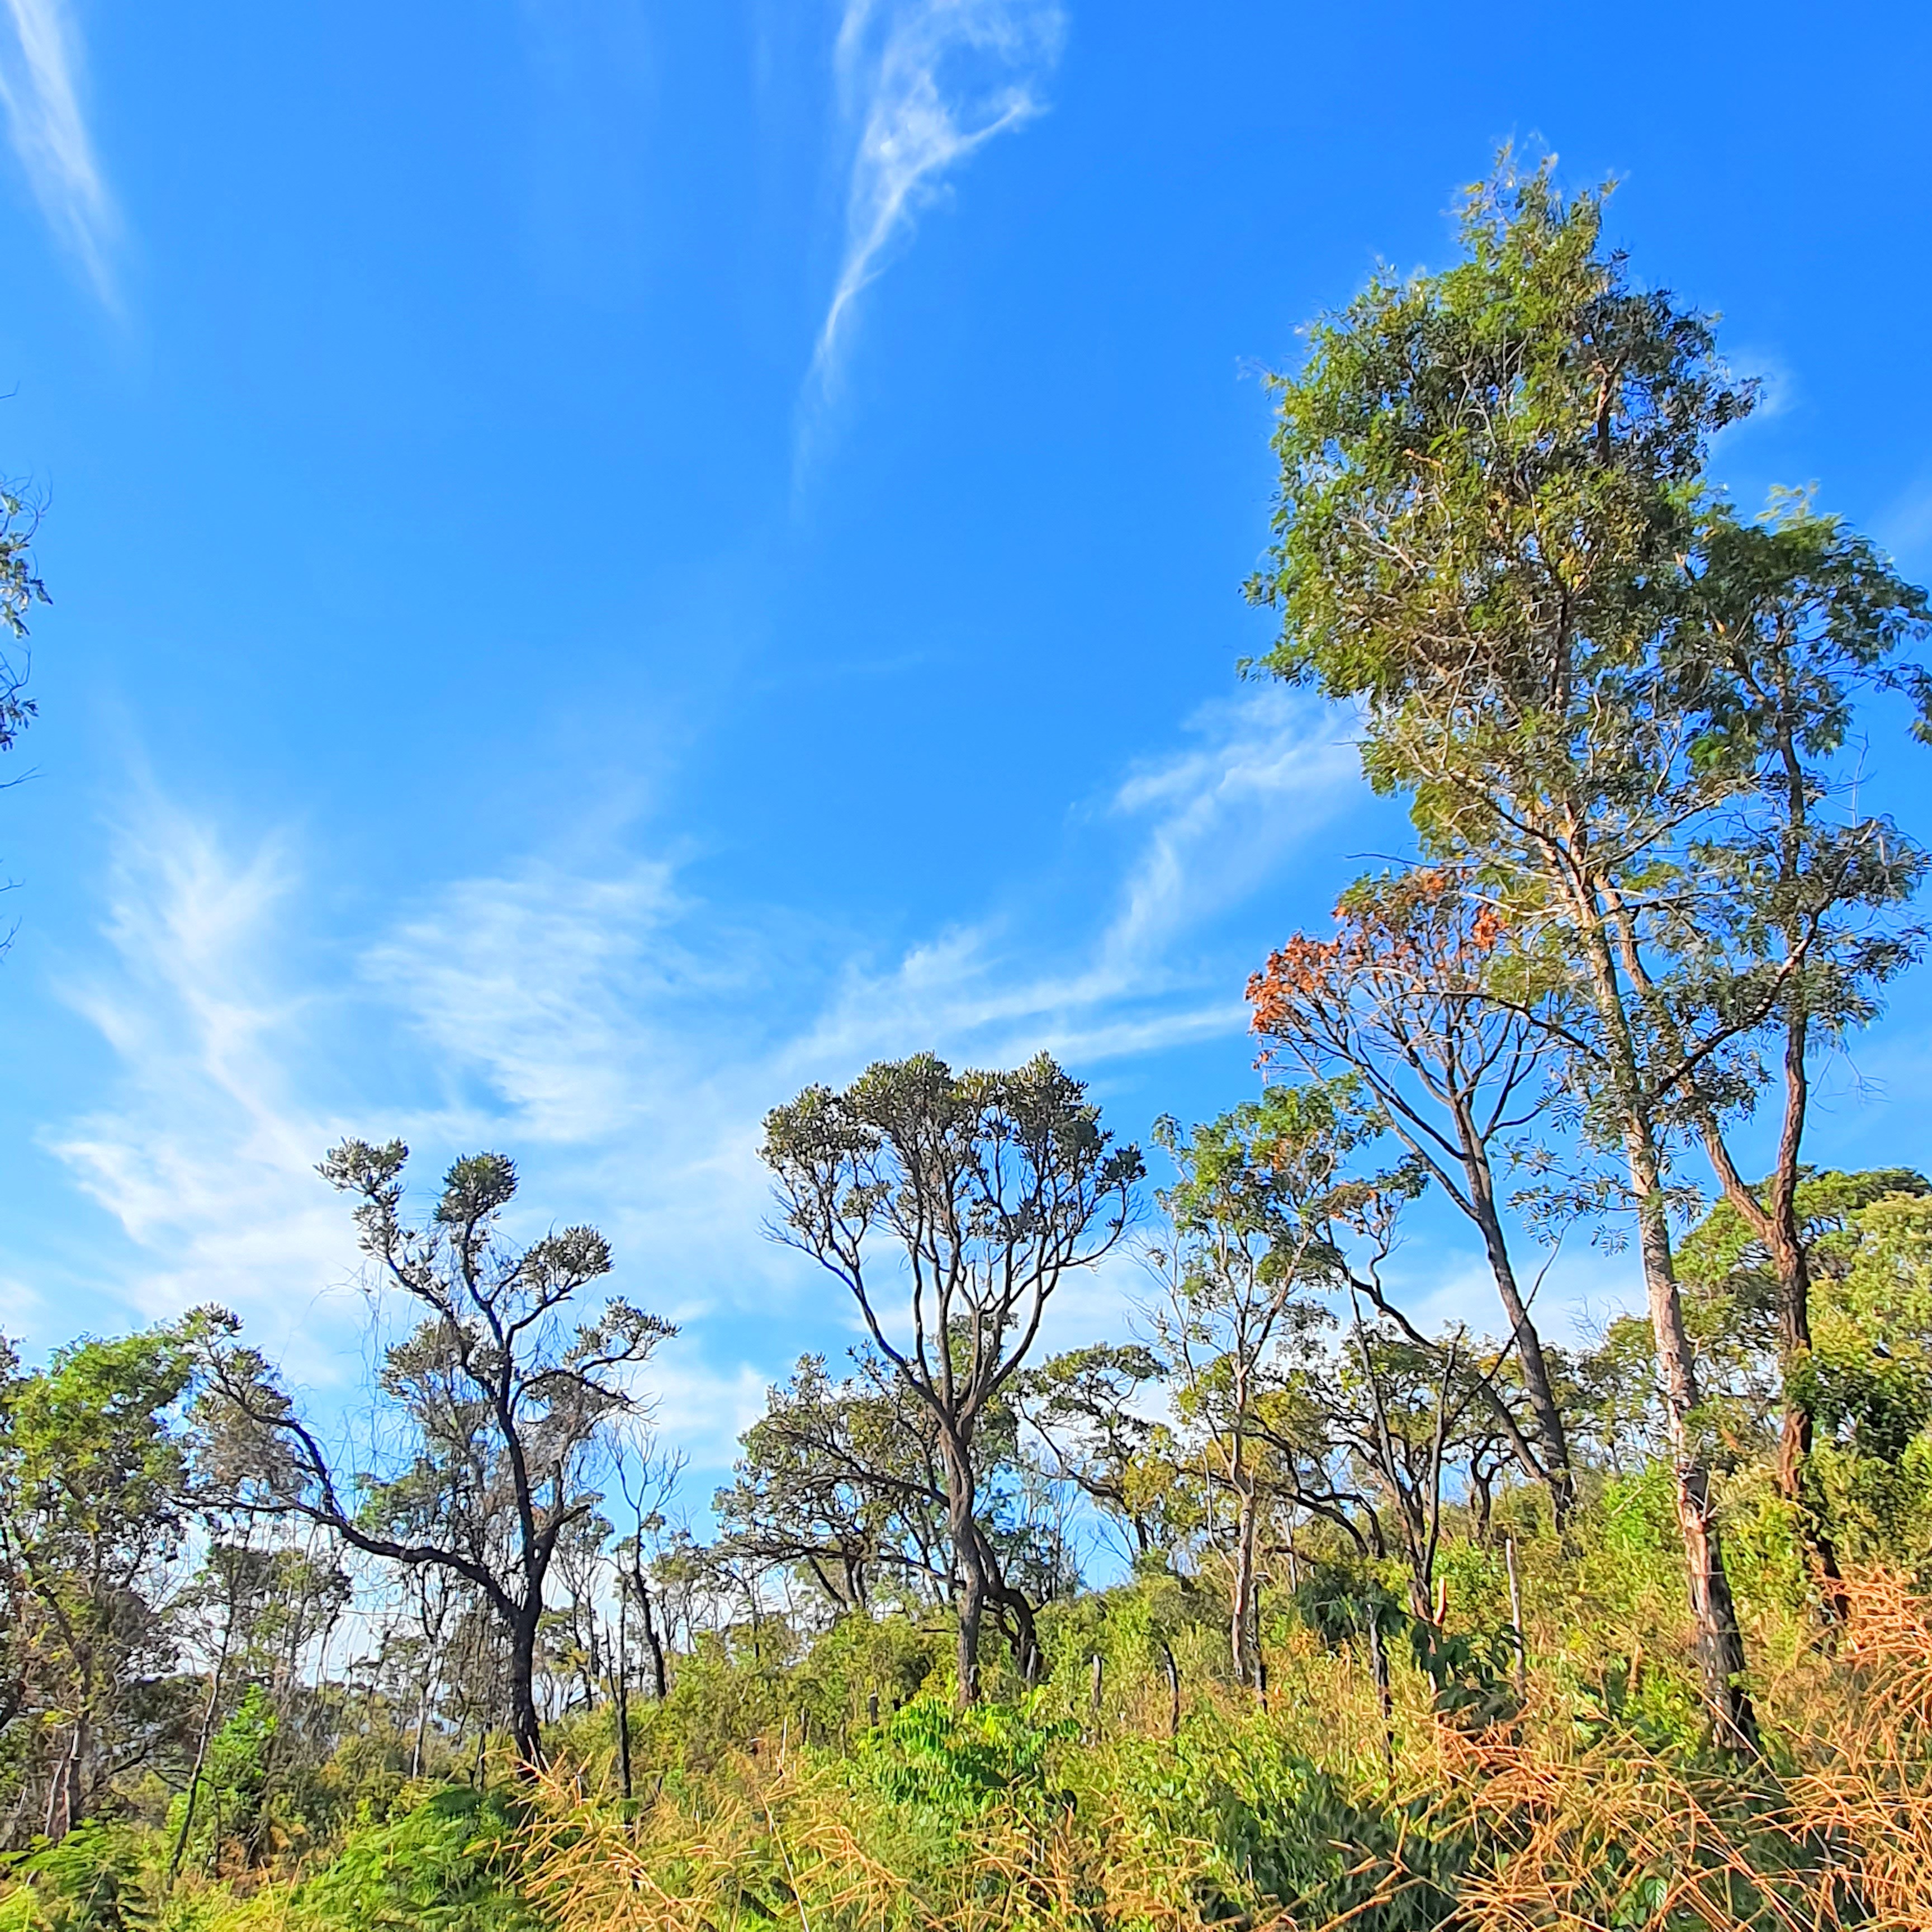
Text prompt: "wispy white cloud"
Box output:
[[46, 802, 363, 1372], [362, 856, 793, 1321], [642, 1358, 773, 1474], [0, 0, 116, 305], [43, 690, 1365, 1464], [1100, 686, 1361, 972], [812, 0, 1064, 391], [1717, 342, 1798, 427], [363, 861, 690, 1145], [797, 688, 1360, 1069]]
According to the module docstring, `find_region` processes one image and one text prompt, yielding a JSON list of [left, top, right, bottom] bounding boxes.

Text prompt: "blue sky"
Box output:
[[1, 0, 1929, 1486]]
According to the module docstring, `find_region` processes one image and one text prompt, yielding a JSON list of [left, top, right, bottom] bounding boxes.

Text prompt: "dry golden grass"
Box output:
[[443, 1569, 1932, 1932]]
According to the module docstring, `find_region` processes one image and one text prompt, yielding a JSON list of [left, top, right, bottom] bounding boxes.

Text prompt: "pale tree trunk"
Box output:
[[944, 1436, 987, 1706], [1576, 882, 1760, 1753], [411, 1668, 433, 1779], [44, 1724, 82, 1843], [1628, 1128, 1760, 1753]]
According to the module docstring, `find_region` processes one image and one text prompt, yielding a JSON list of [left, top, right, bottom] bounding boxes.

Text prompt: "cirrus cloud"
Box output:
[[0, 0, 117, 305], [812, 0, 1064, 392]]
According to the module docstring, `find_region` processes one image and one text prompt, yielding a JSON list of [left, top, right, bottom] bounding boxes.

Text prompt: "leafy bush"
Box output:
[[281, 1787, 535, 1932], [1117, 1718, 1466, 1929], [854, 1696, 1075, 1830], [0, 1825, 157, 1932]]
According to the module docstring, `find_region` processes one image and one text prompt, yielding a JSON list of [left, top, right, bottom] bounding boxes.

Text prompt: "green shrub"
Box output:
[[0, 1824, 157, 1932], [1117, 1718, 1465, 1929], [282, 1787, 535, 1932]]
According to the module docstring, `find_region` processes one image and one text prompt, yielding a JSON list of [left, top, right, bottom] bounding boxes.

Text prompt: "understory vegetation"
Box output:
[[8, 153, 1932, 1929]]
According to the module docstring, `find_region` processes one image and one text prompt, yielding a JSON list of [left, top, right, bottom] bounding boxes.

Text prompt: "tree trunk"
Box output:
[[1230, 1479, 1261, 1699], [611, 1603, 633, 1803], [1579, 880, 1761, 1754], [1464, 1137, 1576, 1526], [1770, 1216, 1815, 1502], [945, 1437, 987, 1705], [1504, 1533, 1527, 1696], [955, 1563, 986, 1706], [1764, 1184, 1845, 1610], [411, 1676, 432, 1781], [1630, 1143, 1760, 1754], [1768, 704, 1842, 1599], [637, 1583, 667, 1701], [1765, 1007, 1846, 1608], [170, 1646, 233, 1881], [1366, 1616, 1392, 1728], [997, 1579, 1044, 1687], [506, 1610, 545, 1770], [1698, 1008, 1846, 1611], [44, 1725, 81, 1843]]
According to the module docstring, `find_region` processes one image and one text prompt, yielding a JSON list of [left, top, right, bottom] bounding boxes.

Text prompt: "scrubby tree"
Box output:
[[1148, 1079, 1386, 1695], [0, 474, 45, 764], [193, 1140, 675, 1768], [1016, 1343, 1178, 1565], [1678, 503, 1927, 1576], [0, 470, 46, 956], [763, 1053, 1140, 1702], [1251, 868, 1577, 1524], [0, 1323, 199, 1844], [717, 1351, 952, 1617], [1325, 1315, 1476, 1620]]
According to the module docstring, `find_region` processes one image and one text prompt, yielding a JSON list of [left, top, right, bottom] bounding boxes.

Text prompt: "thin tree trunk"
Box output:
[[1366, 1617, 1393, 1745], [1505, 1533, 1527, 1697], [946, 1439, 987, 1706], [411, 1675, 432, 1781], [1766, 699, 1839, 1588], [1462, 1131, 1575, 1526], [1229, 1477, 1260, 1698], [955, 1566, 986, 1706], [611, 1601, 633, 1803], [1579, 878, 1761, 1753], [998, 1578, 1044, 1687], [1696, 1021, 1848, 1612], [1630, 1138, 1760, 1753], [170, 1598, 240, 1884], [637, 1582, 667, 1701], [44, 1726, 80, 1843]]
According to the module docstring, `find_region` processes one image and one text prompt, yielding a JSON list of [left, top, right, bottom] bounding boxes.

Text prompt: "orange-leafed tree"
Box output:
[[1249, 868, 1576, 1526]]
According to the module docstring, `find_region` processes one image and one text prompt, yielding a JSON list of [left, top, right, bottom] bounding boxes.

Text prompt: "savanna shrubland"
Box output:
[[11, 148, 1932, 1932], [13, 1529, 1932, 1932]]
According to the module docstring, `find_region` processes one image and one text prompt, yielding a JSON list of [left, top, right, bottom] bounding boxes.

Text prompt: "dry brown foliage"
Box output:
[[1436, 1568, 1932, 1931], [504, 1569, 1932, 1932]]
